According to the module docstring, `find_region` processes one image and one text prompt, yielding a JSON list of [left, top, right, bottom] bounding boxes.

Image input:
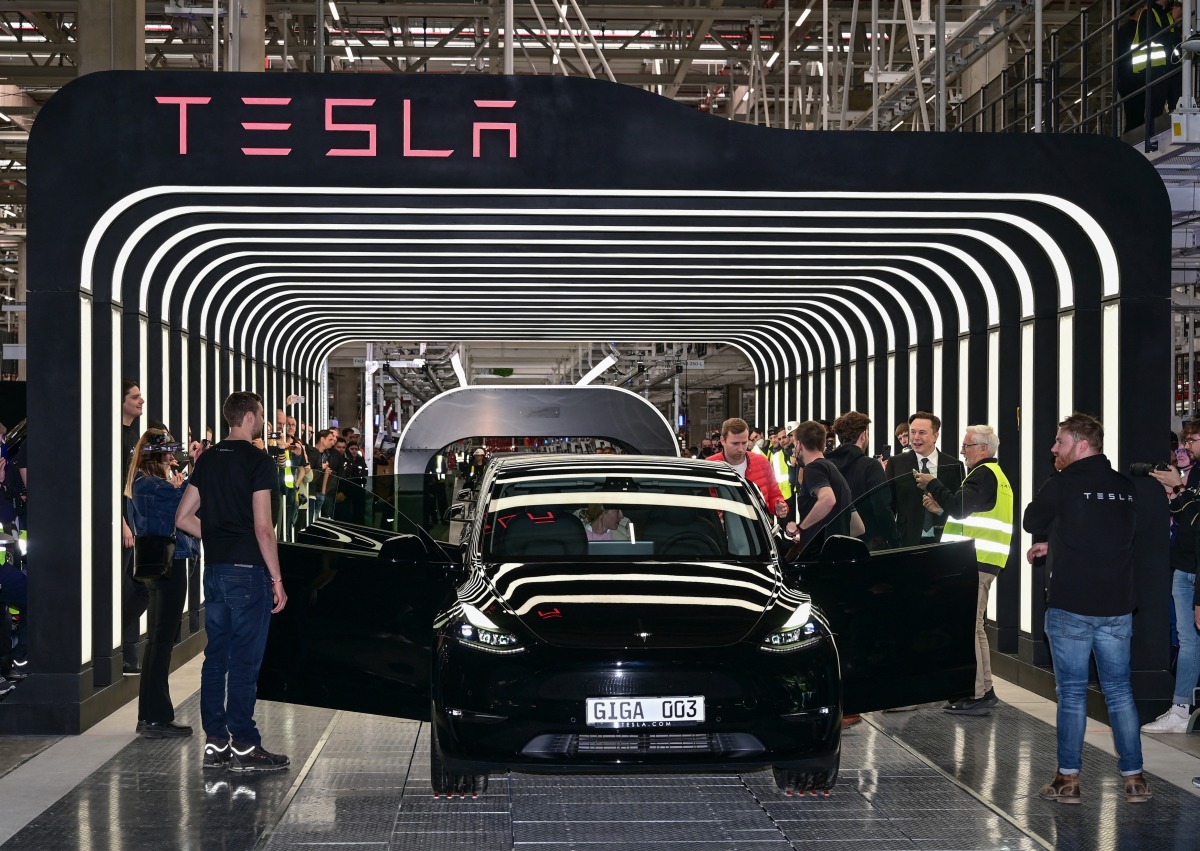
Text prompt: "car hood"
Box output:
[[484, 559, 781, 649]]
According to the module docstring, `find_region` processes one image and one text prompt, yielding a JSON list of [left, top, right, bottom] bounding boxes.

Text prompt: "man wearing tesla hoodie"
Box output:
[[1023, 412, 1150, 805]]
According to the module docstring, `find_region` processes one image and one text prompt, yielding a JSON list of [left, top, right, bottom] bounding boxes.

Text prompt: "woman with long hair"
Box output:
[[124, 428, 197, 738]]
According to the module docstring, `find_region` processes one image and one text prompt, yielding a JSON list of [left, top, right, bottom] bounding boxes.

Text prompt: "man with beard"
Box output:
[[708, 417, 790, 521], [827, 410, 899, 548], [1024, 412, 1148, 805]]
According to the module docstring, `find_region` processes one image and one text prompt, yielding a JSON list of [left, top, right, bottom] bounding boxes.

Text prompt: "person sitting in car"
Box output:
[[580, 504, 630, 541]]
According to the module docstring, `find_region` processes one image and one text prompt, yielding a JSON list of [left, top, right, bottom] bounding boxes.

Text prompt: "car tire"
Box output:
[[429, 720, 489, 798], [771, 752, 840, 796]]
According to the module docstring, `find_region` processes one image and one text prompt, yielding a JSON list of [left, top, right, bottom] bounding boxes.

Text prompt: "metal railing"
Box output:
[[950, 2, 1184, 147]]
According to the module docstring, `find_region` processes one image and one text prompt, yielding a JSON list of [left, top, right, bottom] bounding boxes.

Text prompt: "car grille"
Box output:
[[522, 732, 764, 757]]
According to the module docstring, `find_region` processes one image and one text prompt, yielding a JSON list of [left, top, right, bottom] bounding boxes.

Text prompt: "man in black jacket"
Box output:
[[887, 411, 964, 546], [827, 411, 899, 548], [1023, 412, 1149, 805]]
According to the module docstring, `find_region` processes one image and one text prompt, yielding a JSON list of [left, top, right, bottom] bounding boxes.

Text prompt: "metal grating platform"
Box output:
[[3, 697, 1199, 850]]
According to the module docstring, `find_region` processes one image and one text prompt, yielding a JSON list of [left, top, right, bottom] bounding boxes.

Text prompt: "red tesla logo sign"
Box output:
[[155, 96, 518, 158], [537, 608, 562, 619]]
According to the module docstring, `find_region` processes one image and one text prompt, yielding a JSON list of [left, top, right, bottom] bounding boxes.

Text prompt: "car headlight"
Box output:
[[761, 601, 823, 653], [455, 604, 524, 654]]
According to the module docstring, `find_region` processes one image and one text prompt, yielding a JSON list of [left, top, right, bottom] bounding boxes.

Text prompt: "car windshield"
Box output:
[[481, 471, 770, 561]]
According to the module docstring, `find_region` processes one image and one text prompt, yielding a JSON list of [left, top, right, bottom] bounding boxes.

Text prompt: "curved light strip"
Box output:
[[85, 187, 1104, 315], [220, 279, 896, 367], [114, 203, 1060, 324], [160, 229, 1014, 331]]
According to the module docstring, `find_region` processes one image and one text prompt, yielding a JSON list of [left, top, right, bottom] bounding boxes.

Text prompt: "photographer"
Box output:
[[125, 428, 197, 738], [1140, 419, 1200, 733]]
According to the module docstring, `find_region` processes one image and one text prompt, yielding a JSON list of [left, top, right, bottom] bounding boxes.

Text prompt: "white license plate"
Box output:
[[585, 695, 705, 727]]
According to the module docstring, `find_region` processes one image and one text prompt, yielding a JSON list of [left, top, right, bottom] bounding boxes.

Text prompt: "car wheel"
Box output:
[[771, 753, 840, 796], [429, 721, 489, 798]]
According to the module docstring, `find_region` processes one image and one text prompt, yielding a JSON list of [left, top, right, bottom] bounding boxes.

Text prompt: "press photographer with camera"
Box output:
[[125, 428, 198, 738], [1135, 420, 1200, 734]]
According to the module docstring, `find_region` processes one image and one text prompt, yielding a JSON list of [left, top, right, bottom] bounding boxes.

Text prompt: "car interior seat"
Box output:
[[642, 505, 723, 556], [494, 507, 588, 558]]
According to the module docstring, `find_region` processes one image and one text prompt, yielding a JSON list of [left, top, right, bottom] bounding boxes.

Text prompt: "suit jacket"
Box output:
[[887, 448, 964, 547]]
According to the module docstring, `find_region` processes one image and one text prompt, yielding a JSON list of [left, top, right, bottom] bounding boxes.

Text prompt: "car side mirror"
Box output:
[[819, 534, 871, 565], [444, 503, 466, 522], [456, 488, 472, 501], [380, 534, 430, 565]]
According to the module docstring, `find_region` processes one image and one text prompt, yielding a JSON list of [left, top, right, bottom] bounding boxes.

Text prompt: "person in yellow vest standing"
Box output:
[[768, 423, 795, 515], [915, 424, 1013, 716]]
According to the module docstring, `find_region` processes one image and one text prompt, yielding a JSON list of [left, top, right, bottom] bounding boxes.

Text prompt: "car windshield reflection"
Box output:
[[482, 473, 770, 561]]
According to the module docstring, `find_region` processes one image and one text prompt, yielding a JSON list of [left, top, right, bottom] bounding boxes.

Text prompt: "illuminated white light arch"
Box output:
[[217, 276, 898, 365], [88, 191, 1101, 318]]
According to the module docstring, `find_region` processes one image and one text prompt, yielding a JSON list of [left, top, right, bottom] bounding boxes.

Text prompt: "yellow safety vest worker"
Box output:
[[1132, 6, 1171, 72], [941, 461, 1013, 570], [769, 447, 793, 500]]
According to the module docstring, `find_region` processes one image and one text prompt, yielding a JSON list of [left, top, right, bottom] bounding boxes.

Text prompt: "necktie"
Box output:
[[921, 457, 935, 535]]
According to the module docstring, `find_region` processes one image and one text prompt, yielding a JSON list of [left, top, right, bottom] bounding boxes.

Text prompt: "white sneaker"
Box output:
[[1141, 704, 1191, 733]]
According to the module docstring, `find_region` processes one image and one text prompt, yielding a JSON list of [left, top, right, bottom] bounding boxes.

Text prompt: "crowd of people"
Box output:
[[702, 409, 1169, 802], [3, 376, 1192, 798], [116, 379, 396, 771]]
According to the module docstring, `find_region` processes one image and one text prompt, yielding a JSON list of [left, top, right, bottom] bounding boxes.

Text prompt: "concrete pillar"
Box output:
[[78, 0, 146, 76], [228, 0, 267, 72]]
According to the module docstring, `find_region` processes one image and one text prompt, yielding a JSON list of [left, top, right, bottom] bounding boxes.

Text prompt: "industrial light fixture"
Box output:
[[1182, 32, 1200, 54], [328, 1, 339, 21], [577, 354, 617, 386], [451, 352, 468, 387]]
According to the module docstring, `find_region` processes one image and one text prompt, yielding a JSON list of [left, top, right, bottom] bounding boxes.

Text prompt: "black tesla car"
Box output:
[[260, 455, 978, 797]]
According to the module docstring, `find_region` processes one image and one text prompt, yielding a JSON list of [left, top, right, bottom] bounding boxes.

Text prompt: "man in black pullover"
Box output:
[[1023, 412, 1149, 805]]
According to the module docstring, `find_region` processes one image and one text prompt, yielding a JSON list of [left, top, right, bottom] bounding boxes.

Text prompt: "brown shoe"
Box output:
[[1038, 772, 1081, 804], [841, 714, 862, 728], [1123, 773, 1152, 803]]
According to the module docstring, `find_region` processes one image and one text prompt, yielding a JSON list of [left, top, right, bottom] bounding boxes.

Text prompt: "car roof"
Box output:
[[487, 453, 745, 486]]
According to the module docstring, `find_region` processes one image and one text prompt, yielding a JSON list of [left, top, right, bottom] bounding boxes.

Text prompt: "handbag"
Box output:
[[133, 534, 176, 581]]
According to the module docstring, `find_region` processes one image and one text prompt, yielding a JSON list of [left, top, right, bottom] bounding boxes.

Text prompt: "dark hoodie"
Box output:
[[1023, 454, 1136, 617]]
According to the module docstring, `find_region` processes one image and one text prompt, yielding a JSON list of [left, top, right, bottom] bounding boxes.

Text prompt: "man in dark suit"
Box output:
[[886, 411, 964, 546]]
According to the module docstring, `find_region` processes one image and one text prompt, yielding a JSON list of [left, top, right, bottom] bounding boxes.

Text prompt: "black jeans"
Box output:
[[121, 545, 149, 668], [137, 560, 188, 723]]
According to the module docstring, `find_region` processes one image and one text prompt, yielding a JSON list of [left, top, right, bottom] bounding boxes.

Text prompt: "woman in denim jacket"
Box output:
[[125, 428, 199, 738]]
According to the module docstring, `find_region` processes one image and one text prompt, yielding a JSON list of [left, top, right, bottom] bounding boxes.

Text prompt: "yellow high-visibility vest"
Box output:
[[1132, 7, 1171, 72], [769, 448, 793, 499], [942, 461, 1013, 570]]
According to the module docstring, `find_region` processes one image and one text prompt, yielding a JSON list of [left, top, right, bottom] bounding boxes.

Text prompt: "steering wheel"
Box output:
[[659, 532, 722, 555]]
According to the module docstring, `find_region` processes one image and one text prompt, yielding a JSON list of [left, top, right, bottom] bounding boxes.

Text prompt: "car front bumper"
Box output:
[[430, 632, 841, 774]]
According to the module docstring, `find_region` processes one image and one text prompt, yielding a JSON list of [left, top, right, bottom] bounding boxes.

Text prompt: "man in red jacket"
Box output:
[[708, 417, 790, 520]]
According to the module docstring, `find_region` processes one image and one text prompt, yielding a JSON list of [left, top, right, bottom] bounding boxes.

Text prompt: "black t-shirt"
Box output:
[[188, 439, 278, 565], [797, 457, 854, 538]]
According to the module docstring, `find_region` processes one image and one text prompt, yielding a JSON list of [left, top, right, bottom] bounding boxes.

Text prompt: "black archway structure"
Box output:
[[17, 71, 1170, 733], [393, 386, 678, 475]]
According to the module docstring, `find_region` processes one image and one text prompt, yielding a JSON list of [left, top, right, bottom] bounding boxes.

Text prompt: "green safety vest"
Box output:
[[1132, 7, 1171, 72], [941, 461, 1013, 570], [769, 447, 792, 499]]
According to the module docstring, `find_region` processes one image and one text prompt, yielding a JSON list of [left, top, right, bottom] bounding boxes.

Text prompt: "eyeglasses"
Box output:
[[1185, 436, 1200, 446], [961, 442, 985, 450]]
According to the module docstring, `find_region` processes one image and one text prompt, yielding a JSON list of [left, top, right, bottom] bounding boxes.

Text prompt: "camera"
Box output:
[[141, 432, 181, 455], [1128, 462, 1170, 476], [265, 431, 285, 458]]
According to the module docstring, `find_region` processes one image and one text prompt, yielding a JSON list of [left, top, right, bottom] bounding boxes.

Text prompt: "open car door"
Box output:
[[790, 479, 979, 716], [257, 473, 459, 721]]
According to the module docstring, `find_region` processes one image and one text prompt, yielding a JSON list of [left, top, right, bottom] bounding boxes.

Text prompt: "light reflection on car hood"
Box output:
[[480, 558, 788, 649]]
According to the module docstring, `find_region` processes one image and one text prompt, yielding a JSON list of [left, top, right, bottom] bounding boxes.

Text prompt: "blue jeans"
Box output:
[[201, 563, 273, 746], [1172, 570, 1200, 705], [1045, 608, 1143, 775]]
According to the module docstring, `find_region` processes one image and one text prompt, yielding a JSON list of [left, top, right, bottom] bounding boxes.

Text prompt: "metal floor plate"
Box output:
[[3, 698, 1199, 850]]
